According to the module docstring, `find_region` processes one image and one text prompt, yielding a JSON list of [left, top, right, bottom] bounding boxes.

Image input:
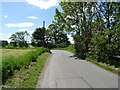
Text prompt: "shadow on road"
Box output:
[[69, 55, 85, 60]]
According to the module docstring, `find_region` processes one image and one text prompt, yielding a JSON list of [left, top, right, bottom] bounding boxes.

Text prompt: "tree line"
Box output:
[[1, 8, 71, 48]]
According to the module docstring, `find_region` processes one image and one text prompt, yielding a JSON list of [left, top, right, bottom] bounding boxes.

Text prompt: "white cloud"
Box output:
[[28, 16, 38, 19], [5, 22, 35, 28], [28, 30, 34, 34], [26, 0, 59, 9], [18, 28, 30, 31], [4, 15, 8, 18]]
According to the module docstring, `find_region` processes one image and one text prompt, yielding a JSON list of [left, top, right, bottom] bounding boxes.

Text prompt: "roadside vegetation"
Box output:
[[50, 2, 120, 74], [3, 52, 50, 88], [2, 47, 50, 84], [56, 45, 119, 74], [53, 45, 75, 53]]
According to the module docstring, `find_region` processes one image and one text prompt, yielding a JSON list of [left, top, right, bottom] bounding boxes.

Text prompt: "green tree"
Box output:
[[9, 31, 30, 47], [59, 2, 120, 62], [60, 2, 96, 58], [48, 23, 70, 48], [32, 27, 45, 47], [0, 40, 8, 47]]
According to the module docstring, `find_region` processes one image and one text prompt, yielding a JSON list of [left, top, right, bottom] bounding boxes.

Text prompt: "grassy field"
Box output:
[[1, 49, 31, 60]]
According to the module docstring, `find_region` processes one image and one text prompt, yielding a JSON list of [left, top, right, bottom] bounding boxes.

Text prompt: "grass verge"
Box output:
[[3, 52, 50, 88], [86, 58, 119, 74]]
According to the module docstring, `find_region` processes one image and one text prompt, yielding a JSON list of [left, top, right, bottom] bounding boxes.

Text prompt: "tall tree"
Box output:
[[32, 27, 45, 47], [60, 2, 96, 58]]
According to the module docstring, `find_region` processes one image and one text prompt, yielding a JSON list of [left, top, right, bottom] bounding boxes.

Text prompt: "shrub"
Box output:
[[5, 45, 16, 49], [55, 43, 67, 48]]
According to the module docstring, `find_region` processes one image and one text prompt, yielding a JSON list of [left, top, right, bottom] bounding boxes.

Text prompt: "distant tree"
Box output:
[[32, 27, 45, 47], [0, 40, 8, 47], [9, 31, 30, 47], [46, 8, 70, 48], [48, 22, 70, 48]]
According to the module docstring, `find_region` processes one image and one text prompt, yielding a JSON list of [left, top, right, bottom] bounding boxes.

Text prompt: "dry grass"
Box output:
[[1, 49, 31, 60]]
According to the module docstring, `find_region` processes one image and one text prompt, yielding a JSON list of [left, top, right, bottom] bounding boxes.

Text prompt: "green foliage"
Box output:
[[73, 34, 86, 59], [32, 27, 45, 47], [4, 45, 16, 49], [53, 45, 75, 53], [59, 2, 120, 68], [2, 47, 49, 83], [3, 53, 50, 88], [87, 27, 120, 67], [49, 2, 120, 74], [0, 40, 8, 47], [88, 32, 108, 62], [55, 42, 68, 48], [9, 31, 30, 47], [19, 53, 50, 88], [46, 8, 70, 48]]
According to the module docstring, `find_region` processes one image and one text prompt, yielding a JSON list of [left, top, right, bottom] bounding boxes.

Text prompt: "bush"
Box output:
[[87, 28, 120, 64], [87, 33, 108, 62], [73, 34, 87, 59], [55, 43, 67, 48], [5, 45, 16, 49], [2, 47, 49, 83]]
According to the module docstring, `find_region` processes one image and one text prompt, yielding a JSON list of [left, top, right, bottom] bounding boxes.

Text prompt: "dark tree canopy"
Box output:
[[0, 40, 8, 47], [32, 27, 46, 47]]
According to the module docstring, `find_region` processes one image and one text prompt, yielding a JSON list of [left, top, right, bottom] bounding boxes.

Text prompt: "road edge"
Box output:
[[36, 53, 53, 88]]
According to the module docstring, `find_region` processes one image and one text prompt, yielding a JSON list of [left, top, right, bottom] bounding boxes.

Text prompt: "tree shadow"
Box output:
[[108, 56, 120, 68], [69, 55, 85, 60]]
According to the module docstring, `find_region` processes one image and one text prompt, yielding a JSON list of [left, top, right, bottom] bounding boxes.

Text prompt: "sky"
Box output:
[[0, 0, 74, 43]]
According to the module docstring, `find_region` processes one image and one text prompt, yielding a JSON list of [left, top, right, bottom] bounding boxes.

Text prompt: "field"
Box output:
[[1, 49, 31, 60]]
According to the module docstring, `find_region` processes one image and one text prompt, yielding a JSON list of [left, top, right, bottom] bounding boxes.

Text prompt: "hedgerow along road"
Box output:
[[37, 50, 118, 88]]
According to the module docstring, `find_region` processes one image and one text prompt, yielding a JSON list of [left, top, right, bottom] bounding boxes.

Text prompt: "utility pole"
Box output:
[[43, 21, 45, 28]]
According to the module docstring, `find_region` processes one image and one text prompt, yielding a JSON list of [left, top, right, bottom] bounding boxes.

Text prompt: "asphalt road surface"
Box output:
[[37, 50, 118, 88]]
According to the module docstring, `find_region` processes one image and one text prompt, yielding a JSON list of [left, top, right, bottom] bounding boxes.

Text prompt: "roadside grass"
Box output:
[[86, 58, 119, 74], [2, 47, 48, 83], [53, 45, 119, 74], [3, 52, 50, 88], [1, 49, 31, 60]]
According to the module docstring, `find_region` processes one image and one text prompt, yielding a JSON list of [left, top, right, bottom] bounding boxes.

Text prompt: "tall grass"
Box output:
[[2, 47, 49, 83], [1, 49, 31, 60]]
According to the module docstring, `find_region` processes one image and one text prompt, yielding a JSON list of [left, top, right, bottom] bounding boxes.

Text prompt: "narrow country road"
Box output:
[[37, 50, 118, 88]]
